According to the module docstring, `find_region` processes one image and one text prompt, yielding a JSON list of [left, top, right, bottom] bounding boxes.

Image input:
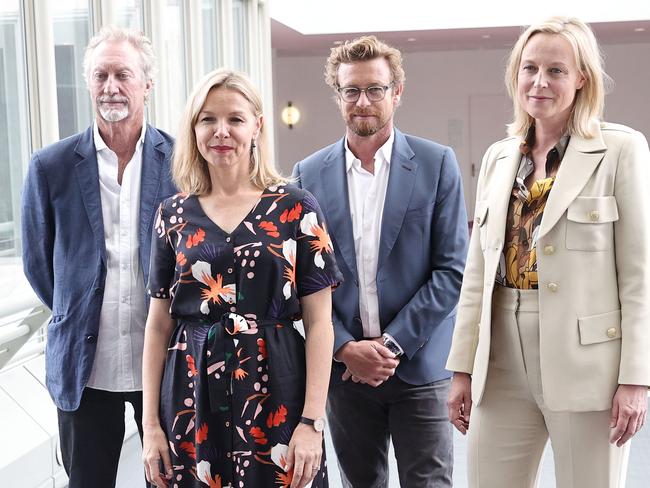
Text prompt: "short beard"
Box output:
[[348, 117, 387, 137], [99, 107, 129, 122]]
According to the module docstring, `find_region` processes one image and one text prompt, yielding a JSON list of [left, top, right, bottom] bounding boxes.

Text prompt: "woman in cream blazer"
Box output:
[[446, 17, 649, 488]]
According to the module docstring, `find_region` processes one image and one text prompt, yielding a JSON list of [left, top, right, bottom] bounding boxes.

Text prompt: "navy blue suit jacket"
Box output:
[[293, 129, 468, 385], [21, 125, 176, 411]]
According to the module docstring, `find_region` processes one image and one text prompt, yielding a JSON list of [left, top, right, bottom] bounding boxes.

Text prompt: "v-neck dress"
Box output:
[[147, 184, 342, 487]]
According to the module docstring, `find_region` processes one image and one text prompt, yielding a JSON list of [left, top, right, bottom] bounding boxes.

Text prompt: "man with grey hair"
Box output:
[[21, 25, 175, 488]]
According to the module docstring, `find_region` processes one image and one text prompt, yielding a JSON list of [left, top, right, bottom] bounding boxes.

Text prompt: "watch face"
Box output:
[[313, 417, 326, 432]]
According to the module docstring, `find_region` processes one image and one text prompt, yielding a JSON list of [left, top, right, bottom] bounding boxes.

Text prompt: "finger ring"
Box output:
[[312, 467, 319, 471]]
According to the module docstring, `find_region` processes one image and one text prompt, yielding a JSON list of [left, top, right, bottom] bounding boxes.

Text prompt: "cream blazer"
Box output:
[[446, 122, 650, 412]]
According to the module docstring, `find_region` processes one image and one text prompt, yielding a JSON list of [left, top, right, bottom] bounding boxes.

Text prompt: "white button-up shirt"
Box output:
[[86, 122, 147, 392], [345, 130, 394, 339]]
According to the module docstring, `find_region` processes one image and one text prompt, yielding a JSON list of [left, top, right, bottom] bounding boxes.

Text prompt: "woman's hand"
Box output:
[[142, 424, 173, 487], [447, 372, 472, 435], [286, 423, 323, 488], [610, 384, 648, 447]]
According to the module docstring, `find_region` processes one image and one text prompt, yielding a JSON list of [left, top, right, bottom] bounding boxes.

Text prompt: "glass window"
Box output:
[[232, 0, 248, 72], [113, 0, 144, 31], [202, 0, 220, 73], [153, 0, 186, 135], [51, 0, 92, 139], [0, 0, 31, 269]]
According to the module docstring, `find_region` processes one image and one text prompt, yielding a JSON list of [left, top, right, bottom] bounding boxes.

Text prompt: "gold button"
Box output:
[[589, 210, 600, 221], [547, 282, 559, 292], [606, 327, 617, 338], [543, 244, 555, 255]]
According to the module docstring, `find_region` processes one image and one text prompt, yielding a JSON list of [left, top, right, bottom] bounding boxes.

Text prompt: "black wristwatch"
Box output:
[[382, 333, 403, 357], [299, 416, 326, 432]]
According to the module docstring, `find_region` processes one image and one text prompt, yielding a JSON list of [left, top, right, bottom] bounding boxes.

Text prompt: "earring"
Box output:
[[251, 139, 257, 149]]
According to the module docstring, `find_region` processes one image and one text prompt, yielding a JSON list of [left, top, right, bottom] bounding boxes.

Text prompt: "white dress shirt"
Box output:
[[345, 130, 394, 339], [86, 122, 147, 392]]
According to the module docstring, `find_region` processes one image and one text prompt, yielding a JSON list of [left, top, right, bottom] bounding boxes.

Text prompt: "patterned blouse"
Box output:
[[496, 128, 570, 289]]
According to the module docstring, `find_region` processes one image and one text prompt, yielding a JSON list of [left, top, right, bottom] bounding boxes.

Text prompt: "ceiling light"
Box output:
[[482, 34, 491, 39], [407, 37, 417, 42], [634, 27, 646, 32]]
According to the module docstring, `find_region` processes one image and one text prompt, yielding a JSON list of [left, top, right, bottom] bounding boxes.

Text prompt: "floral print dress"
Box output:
[[147, 184, 342, 488]]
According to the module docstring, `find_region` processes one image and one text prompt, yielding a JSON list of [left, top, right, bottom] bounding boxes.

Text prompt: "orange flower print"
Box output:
[[195, 423, 209, 444], [280, 202, 302, 223], [186, 227, 205, 248], [281, 240, 296, 300], [300, 212, 333, 269], [185, 354, 199, 377], [257, 338, 267, 359], [191, 261, 236, 314], [266, 404, 288, 428], [249, 426, 268, 445], [179, 441, 196, 459], [271, 444, 292, 486], [234, 367, 249, 380], [275, 469, 293, 487], [260, 220, 280, 238], [176, 251, 187, 266], [197, 460, 223, 488]]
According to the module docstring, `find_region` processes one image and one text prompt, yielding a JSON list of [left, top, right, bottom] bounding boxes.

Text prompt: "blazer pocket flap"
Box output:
[[474, 200, 489, 227], [578, 310, 622, 345], [567, 196, 618, 224]]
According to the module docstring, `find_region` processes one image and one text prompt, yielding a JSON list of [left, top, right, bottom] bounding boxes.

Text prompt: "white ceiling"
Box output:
[[271, 2, 650, 57]]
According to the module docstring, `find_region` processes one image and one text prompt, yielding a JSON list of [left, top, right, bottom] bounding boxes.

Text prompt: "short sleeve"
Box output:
[[147, 201, 176, 299], [295, 190, 343, 297]]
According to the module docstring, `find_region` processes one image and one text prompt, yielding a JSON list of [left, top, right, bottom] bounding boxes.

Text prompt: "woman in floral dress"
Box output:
[[142, 69, 341, 488]]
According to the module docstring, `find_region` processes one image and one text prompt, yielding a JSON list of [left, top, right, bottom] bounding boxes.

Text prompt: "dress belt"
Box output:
[[187, 313, 294, 413]]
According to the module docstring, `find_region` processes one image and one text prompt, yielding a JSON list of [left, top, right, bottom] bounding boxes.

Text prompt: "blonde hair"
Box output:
[[324, 35, 405, 90], [505, 16, 609, 138], [83, 25, 156, 86], [172, 69, 286, 194]]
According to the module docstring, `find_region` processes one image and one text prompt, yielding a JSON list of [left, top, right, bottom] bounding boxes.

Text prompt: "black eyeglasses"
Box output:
[[337, 82, 394, 103]]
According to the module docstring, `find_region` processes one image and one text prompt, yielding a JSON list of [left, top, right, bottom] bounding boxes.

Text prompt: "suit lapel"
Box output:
[[139, 125, 164, 250], [538, 130, 606, 239], [487, 141, 521, 252], [320, 140, 358, 280], [74, 127, 106, 263], [377, 130, 416, 268]]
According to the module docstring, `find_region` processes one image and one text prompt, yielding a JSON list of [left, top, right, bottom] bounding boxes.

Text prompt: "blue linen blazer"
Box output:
[[293, 129, 469, 385], [21, 125, 176, 411]]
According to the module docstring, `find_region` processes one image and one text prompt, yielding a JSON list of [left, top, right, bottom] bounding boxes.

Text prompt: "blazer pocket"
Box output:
[[474, 200, 489, 251], [578, 310, 621, 345], [566, 196, 618, 251]]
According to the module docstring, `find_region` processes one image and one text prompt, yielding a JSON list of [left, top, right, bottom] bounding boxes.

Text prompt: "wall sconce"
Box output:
[[281, 101, 301, 129]]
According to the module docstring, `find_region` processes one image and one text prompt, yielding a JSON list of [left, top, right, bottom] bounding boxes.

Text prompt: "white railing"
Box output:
[[0, 291, 49, 370]]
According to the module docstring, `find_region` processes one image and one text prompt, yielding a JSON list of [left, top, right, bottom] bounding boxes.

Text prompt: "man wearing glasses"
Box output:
[[293, 36, 468, 487]]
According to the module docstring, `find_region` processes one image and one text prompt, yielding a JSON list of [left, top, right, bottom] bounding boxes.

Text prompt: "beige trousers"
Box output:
[[468, 285, 629, 488]]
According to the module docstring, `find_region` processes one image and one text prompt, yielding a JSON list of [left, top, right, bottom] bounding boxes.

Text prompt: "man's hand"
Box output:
[[336, 339, 399, 387]]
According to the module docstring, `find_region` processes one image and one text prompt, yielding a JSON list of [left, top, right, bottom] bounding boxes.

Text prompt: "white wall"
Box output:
[[273, 42, 650, 214]]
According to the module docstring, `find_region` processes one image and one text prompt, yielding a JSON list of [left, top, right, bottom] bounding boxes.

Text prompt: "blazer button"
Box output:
[[353, 317, 362, 326], [85, 334, 96, 343], [589, 210, 600, 222], [543, 244, 555, 255], [546, 282, 559, 292], [606, 327, 617, 338], [94, 287, 103, 295]]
